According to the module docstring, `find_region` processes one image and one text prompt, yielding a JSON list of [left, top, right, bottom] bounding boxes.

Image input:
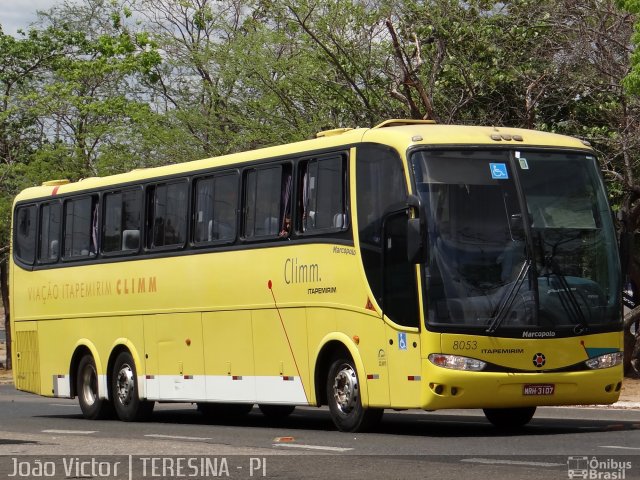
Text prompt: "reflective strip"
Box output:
[[142, 375, 308, 405]]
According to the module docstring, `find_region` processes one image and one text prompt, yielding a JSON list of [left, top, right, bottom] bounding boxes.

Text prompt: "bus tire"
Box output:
[[77, 354, 114, 420], [258, 404, 295, 418], [326, 357, 383, 432], [111, 351, 154, 422], [483, 407, 536, 428]]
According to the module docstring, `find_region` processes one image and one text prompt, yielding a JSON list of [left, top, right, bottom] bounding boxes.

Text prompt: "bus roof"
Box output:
[[14, 122, 591, 203]]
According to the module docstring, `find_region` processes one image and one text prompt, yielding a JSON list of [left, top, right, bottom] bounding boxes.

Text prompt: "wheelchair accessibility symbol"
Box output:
[[490, 163, 509, 179], [398, 332, 407, 351]]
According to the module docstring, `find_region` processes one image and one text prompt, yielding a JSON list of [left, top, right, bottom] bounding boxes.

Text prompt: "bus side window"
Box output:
[[194, 177, 214, 243], [14, 205, 37, 265], [103, 189, 142, 254], [215, 174, 239, 241], [243, 164, 291, 239], [193, 173, 238, 245], [38, 202, 62, 263], [63, 196, 99, 259], [299, 155, 347, 233], [147, 181, 188, 249]]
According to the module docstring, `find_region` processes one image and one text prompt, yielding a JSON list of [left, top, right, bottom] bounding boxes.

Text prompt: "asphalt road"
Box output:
[[1, 385, 640, 479]]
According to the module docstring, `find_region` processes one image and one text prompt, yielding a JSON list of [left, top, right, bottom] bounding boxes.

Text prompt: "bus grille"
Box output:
[[14, 330, 41, 393]]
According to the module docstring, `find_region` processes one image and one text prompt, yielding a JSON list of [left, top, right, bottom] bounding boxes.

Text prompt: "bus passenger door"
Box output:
[[382, 213, 422, 408]]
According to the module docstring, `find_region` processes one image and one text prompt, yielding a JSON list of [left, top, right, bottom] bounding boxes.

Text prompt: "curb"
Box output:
[[610, 401, 640, 409]]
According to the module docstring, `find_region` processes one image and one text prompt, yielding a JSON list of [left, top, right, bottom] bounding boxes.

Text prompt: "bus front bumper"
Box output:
[[420, 366, 623, 411]]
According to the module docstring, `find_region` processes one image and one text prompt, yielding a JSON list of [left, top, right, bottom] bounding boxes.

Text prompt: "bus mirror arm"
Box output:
[[406, 195, 427, 264], [406, 194, 421, 210]]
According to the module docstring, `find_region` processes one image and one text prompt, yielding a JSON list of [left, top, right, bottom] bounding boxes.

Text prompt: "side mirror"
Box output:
[[407, 194, 427, 264]]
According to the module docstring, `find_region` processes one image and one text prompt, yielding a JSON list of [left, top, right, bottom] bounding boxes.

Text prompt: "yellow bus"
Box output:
[[10, 120, 623, 431]]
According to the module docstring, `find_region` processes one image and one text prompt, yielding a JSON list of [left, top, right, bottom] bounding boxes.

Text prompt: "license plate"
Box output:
[[523, 384, 555, 396]]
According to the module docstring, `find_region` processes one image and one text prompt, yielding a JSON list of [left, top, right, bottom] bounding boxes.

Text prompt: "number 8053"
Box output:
[[452, 340, 477, 350]]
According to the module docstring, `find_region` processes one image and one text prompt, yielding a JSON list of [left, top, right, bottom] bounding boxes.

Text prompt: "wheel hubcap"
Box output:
[[116, 363, 135, 406], [81, 364, 98, 407], [333, 364, 358, 414]]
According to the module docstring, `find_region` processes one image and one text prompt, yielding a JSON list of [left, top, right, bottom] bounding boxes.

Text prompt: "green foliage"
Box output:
[[0, 0, 639, 252], [620, 0, 640, 93]]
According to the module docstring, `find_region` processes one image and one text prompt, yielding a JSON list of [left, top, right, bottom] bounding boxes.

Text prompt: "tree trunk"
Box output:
[[0, 259, 10, 370]]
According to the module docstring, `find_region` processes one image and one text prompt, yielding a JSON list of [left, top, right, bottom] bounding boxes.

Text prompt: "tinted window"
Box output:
[[194, 173, 238, 244], [244, 165, 292, 238], [14, 205, 37, 265], [147, 182, 188, 248], [356, 144, 418, 327], [300, 156, 347, 232], [64, 196, 98, 259], [39, 202, 62, 263], [103, 189, 142, 253], [357, 145, 407, 245]]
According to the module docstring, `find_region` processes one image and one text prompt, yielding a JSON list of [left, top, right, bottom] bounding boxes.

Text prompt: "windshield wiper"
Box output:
[[537, 232, 589, 334], [486, 259, 531, 334], [547, 256, 589, 334]]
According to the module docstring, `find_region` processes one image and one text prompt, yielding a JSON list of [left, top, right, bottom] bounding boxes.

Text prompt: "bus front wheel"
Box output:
[[76, 354, 113, 420], [483, 407, 536, 428], [326, 357, 383, 432], [111, 351, 154, 422]]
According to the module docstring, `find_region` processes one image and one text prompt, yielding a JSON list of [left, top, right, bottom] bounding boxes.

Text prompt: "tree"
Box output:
[[0, 25, 80, 369], [131, 0, 253, 159], [553, 0, 639, 374], [0, 0, 161, 369], [33, 0, 161, 177]]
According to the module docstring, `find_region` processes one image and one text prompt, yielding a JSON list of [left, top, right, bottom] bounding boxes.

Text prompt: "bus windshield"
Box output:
[[411, 149, 621, 336]]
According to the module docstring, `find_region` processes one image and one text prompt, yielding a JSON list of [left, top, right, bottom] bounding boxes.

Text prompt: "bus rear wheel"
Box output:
[[77, 354, 113, 420], [111, 351, 154, 422], [258, 404, 295, 418], [483, 407, 536, 428], [326, 357, 383, 432]]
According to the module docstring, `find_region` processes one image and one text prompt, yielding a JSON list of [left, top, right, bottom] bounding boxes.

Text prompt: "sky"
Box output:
[[0, 0, 62, 36]]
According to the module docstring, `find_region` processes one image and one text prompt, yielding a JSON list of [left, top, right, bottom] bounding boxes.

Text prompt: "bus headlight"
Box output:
[[584, 352, 623, 370], [428, 354, 486, 371]]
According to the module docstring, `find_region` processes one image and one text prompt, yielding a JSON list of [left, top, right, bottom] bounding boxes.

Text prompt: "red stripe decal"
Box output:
[[268, 281, 308, 401], [52, 186, 60, 195]]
